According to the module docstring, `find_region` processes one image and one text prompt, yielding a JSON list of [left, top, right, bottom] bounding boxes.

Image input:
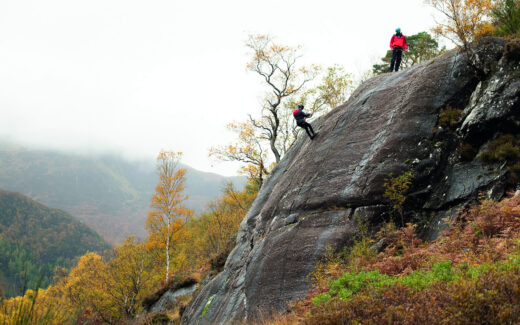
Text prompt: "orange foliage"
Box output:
[[209, 120, 269, 188], [274, 194, 520, 324], [426, 0, 493, 45]]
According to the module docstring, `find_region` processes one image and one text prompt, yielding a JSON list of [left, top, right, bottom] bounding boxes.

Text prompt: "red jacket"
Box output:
[[293, 109, 310, 124], [390, 34, 407, 50]]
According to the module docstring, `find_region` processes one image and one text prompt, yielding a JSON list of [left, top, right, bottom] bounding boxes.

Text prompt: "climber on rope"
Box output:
[[389, 27, 408, 72], [293, 104, 317, 140]]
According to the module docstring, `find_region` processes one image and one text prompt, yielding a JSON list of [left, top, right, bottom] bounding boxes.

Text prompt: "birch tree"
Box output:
[[146, 151, 193, 280]]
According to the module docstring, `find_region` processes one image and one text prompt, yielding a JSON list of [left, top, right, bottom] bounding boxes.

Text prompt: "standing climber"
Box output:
[[389, 28, 408, 72], [293, 104, 317, 140]]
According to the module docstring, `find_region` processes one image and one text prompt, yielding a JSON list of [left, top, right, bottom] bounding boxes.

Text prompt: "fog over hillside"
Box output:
[[0, 141, 246, 244]]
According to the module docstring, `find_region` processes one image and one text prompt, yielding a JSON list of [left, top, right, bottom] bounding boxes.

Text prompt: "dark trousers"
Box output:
[[298, 121, 315, 138], [389, 48, 403, 72]]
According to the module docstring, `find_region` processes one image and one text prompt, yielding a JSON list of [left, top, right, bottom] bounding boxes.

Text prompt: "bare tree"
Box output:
[[246, 34, 320, 163]]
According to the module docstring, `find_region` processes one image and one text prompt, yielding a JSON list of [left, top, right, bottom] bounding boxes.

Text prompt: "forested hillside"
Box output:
[[0, 190, 110, 297], [0, 145, 246, 243]]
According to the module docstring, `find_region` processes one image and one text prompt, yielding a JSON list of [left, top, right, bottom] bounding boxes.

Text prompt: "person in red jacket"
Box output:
[[293, 104, 317, 139], [389, 28, 408, 72]]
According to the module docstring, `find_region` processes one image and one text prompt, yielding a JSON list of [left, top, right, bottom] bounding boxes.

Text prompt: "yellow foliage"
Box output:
[[180, 182, 257, 270], [0, 286, 74, 325], [209, 119, 269, 187], [62, 252, 117, 321], [146, 151, 193, 280], [476, 22, 495, 36], [104, 236, 161, 320], [426, 0, 493, 50]]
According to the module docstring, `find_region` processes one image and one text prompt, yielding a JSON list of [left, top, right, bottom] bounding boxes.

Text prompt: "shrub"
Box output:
[[306, 263, 520, 325], [505, 37, 520, 61], [383, 172, 414, 225], [296, 195, 520, 324], [479, 134, 520, 184], [457, 142, 477, 161], [438, 105, 463, 128], [313, 261, 462, 305], [479, 134, 519, 163], [345, 238, 376, 269]]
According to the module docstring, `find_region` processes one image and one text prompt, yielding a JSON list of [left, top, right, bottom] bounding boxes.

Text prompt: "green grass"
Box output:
[[312, 258, 520, 305]]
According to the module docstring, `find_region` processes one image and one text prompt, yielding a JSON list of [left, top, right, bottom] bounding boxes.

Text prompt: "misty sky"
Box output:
[[0, 0, 444, 176]]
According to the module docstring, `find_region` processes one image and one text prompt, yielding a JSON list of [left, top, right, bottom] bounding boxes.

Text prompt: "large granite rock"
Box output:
[[181, 38, 520, 324]]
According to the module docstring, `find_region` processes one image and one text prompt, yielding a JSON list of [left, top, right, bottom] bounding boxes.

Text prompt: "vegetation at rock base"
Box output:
[[263, 194, 520, 324], [457, 142, 478, 161], [438, 105, 463, 128], [383, 171, 414, 226], [505, 37, 520, 62], [478, 134, 520, 182]]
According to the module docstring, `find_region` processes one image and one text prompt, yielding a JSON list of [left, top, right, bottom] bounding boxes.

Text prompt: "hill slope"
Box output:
[[181, 38, 520, 324], [0, 148, 246, 244], [0, 189, 110, 297]]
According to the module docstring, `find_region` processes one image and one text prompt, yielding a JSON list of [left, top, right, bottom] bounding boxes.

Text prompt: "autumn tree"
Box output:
[[181, 182, 258, 270], [372, 32, 444, 74], [104, 236, 159, 320], [425, 0, 494, 67], [246, 34, 320, 164], [63, 252, 114, 323], [146, 151, 193, 280], [209, 120, 270, 188]]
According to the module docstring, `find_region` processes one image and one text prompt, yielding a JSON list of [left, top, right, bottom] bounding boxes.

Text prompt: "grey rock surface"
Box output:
[[182, 38, 519, 324], [149, 283, 197, 314]]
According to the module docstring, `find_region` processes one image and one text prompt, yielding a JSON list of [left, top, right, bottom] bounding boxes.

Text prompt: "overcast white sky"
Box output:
[[0, 0, 444, 176]]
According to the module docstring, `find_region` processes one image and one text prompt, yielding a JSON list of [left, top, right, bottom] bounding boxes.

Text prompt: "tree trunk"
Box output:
[[270, 138, 281, 163], [165, 218, 170, 280]]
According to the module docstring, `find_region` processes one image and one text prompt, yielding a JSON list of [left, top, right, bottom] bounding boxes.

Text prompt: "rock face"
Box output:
[[147, 283, 197, 314], [181, 38, 520, 324]]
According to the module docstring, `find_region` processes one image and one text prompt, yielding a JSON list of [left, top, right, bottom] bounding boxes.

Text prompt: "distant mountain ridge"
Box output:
[[0, 189, 110, 297], [0, 145, 246, 244]]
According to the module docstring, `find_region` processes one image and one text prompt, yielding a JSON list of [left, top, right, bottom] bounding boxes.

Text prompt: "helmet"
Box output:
[[396, 27, 401, 33], [298, 104, 304, 109]]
